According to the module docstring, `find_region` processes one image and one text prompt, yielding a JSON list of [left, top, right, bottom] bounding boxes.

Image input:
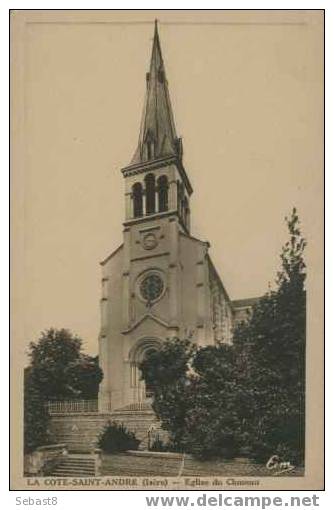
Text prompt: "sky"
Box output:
[[15, 10, 323, 356]]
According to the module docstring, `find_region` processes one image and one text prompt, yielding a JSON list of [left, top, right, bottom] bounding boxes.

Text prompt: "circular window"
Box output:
[[139, 273, 164, 303]]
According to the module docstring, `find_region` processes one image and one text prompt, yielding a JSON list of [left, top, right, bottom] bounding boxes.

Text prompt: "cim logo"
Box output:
[[266, 455, 295, 475]]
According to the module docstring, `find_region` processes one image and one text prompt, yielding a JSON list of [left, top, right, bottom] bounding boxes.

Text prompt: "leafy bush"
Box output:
[[98, 421, 140, 453], [148, 437, 170, 452]]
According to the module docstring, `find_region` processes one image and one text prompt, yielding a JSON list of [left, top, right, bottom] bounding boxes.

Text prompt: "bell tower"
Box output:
[[122, 20, 192, 233]]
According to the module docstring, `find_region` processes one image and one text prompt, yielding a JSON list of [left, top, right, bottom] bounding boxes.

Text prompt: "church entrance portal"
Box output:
[[129, 338, 161, 405]]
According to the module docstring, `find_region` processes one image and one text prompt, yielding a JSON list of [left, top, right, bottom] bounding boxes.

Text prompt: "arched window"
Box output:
[[132, 182, 143, 218], [145, 173, 156, 214], [157, 175, 168, 212]]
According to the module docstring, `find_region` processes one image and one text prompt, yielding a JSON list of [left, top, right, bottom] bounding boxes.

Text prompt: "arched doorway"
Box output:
[[129, 338, 161, 404], [141, 347, 157, 398]]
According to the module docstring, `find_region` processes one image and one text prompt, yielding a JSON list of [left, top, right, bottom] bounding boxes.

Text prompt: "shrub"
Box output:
[[97, 421, 140, 453], [148, 437, 170, 452]]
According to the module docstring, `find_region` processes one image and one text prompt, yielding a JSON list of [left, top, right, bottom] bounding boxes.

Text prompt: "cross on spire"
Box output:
[[131, 20, 182, 165]]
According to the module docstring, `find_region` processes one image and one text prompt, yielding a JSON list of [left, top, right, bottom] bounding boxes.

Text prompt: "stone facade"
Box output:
[[97, 23, 258, 417]]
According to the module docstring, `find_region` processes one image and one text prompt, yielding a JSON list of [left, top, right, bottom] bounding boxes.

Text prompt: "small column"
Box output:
[[153, 186, 157, 214], [143, 191, 147, 216], [169, 179, 178, 211], [125, 191, 132, 220]]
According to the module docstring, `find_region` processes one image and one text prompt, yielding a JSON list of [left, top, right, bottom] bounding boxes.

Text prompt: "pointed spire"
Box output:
[[131, 21, 182, 165]]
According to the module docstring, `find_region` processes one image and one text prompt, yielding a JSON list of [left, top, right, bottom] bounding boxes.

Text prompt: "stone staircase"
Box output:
[[49, 413, 109, 453], [48, 455, 96, 477], [49, 410, 159, 452]]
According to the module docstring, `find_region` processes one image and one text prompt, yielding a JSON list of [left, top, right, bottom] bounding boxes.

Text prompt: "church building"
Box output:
[[98, 22, 256, 413]]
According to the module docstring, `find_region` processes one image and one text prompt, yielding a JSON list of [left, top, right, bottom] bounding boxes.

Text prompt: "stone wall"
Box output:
[[49, 410, 162, 453], [24, 443, 67, 476]]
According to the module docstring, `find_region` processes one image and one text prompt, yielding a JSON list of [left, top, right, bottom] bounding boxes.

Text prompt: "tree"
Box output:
[[24, 328, 104, 453], [24, 368, 51, 454], [141, 209, 306, 464], [183, 343, 245, 459], [140, 338, 246, 458], [233, 208, 306, 464], [66, 355, 102, 400], [27, 328, 103, 400], [139, 337, 196, 451]]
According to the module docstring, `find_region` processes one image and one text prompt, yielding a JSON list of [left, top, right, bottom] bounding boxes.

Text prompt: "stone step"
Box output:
[[50, 440, 93, 444], [49, 456, 96, 477], [58, 457, 95, 462], [54, 466, 95, 473], [52, 470, 95, 477], [54, 468, 95, 475], [57, 461, 95, 468], [58, 458, 93, 462]]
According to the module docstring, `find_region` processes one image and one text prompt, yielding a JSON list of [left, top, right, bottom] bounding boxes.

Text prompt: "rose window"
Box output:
[[140, 274, 164, 302]]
